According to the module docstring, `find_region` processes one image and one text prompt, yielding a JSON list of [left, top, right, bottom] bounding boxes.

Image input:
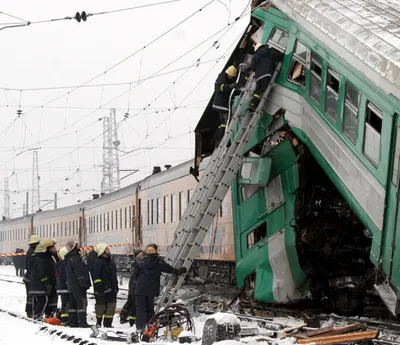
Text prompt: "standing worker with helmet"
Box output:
[[23, 234, 40, 318], [212, 65, 238, 148], [29, 238, 58, 320], [56, 247, 70, 325], [64, 240, 92, 328], [120, 249, 143, 326], [92, 243, 118, 328], [132, 243, 187, 333], [248, 42, 284, 111]]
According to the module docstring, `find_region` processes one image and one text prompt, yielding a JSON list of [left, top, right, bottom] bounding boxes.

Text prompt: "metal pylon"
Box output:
[[3, 177, 10, 219], [101, 109, 121, 193], [32, 151, 40, 213]]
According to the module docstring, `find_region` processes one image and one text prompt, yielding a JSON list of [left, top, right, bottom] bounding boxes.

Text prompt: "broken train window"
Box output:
[[288, 40, 307, 88], [268, 28, 289, 53], [247, 222, 267, 249]]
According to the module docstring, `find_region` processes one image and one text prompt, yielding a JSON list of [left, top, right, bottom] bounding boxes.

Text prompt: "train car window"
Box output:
[[171, 194, 177, 223], [164, 195, 169, 224], [179, 192, 186, 220], [288, 40, 307, 88], [69, 221, 71, 236], [103, 213, 106, 232], [309, 52, 322, 104], [268, 28, 289, 53], [157, 198, 162, 224], [96, 215, 99, 233], [152, 199, 157, 225], [247, 223, 267, 249], [111, 212, 114, 231], [188, 190, 194, 203], [343, 82, 359, 143], [147, 201, 150, 225], [220, 194, 229, 217], [326, 67, 340, 123], [364, 102, 382, 167], [107, 212, 110, 231], [393, 126, 400, 186], [129, 206, 132, 228]]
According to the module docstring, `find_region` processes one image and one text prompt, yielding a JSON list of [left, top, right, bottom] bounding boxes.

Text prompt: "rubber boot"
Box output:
[[129, 318, 136, 327], [96, 316, 103, 327], [103, 317, 114, 328], [120, 315, 128, 324]]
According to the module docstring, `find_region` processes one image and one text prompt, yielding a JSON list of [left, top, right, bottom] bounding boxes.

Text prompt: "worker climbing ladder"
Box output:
[[156, 63, 282, 312]]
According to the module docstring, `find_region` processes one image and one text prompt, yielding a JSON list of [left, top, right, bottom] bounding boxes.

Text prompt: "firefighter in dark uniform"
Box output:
[[64, 240, 91, 328], [212, 65, 238, 148], [85, 245, 97, 281], [248, 42, 284, 111], [29, 238, 58, 320], [92, 243, 118, 328], [13, 248, 25, 276], [120, 249, 143, 326], [56, 247, 69, 325], [23, 235, 40, 318], [132, 243, 187, 332]]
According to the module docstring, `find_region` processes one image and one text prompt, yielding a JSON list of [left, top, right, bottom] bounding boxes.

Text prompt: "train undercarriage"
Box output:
[[294, 151, 377, 315]]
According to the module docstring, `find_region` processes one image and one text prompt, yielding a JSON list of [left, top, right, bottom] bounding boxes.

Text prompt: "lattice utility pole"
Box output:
[[101, 109, 121, 194], [109, 108, 121, 191], [32, 150, 40, 213], [3, 177, 10, 219], [101, 116, 111, 194]]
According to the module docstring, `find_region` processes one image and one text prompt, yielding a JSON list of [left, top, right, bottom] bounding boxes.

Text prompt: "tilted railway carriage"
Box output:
[[193, 0, 400, 314]]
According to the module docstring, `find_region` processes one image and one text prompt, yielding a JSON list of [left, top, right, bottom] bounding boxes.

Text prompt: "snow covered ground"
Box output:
[[0, 265, 304, 344]]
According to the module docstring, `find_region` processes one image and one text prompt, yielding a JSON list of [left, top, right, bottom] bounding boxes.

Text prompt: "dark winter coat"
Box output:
[[86, 250, 97, 278], [92, 255, 118, 296], [65, 248, 91, 292], [128, 258, 142, 295], [56, 260, 69, 295], [29, 251, 56, 296], [23, 245, 37, 284], [213, 72, 234, 112], [133, 254, 178, 297], [13, 249, 24, 269], [250, 46, 284, 82]]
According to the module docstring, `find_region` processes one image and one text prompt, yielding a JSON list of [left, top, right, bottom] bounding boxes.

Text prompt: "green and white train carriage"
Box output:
[[193, 0, 400, 314]]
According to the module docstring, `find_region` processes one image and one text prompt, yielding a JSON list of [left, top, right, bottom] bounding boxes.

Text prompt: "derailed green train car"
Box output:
[[192, 0, 400, 315]]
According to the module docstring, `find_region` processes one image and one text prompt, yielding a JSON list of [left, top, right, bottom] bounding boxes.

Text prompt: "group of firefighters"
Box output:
[[21, 235, 186, 331], [212, 41, 283, 147]]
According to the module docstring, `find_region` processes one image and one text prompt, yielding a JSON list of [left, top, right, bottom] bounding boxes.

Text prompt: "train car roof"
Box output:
[[85, 182, 139, 210], [272, 0, 400, 98], [34, 203, 85, 221], [139, 156, 210, 191], [0, 214, 34, 228]]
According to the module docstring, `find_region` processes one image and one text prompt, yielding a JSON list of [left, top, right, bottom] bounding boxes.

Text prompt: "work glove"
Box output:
[[177, 267, 187, 275], [229, 83, 237, 89]]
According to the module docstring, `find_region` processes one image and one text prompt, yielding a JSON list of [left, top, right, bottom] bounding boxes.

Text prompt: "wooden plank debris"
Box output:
[[296, 330, 378, 345]]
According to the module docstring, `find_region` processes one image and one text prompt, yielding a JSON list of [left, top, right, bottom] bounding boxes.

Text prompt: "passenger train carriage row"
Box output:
[[2, 0, 400, 316], [0, 158, 236, 282]]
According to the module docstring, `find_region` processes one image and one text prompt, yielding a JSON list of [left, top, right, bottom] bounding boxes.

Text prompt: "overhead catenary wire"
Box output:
[[1, 1, 254, 209], [0, 0, 182, 26]]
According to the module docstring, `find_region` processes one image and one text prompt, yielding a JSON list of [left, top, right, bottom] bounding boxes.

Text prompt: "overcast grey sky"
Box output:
[[0, 0, 249, 216]]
